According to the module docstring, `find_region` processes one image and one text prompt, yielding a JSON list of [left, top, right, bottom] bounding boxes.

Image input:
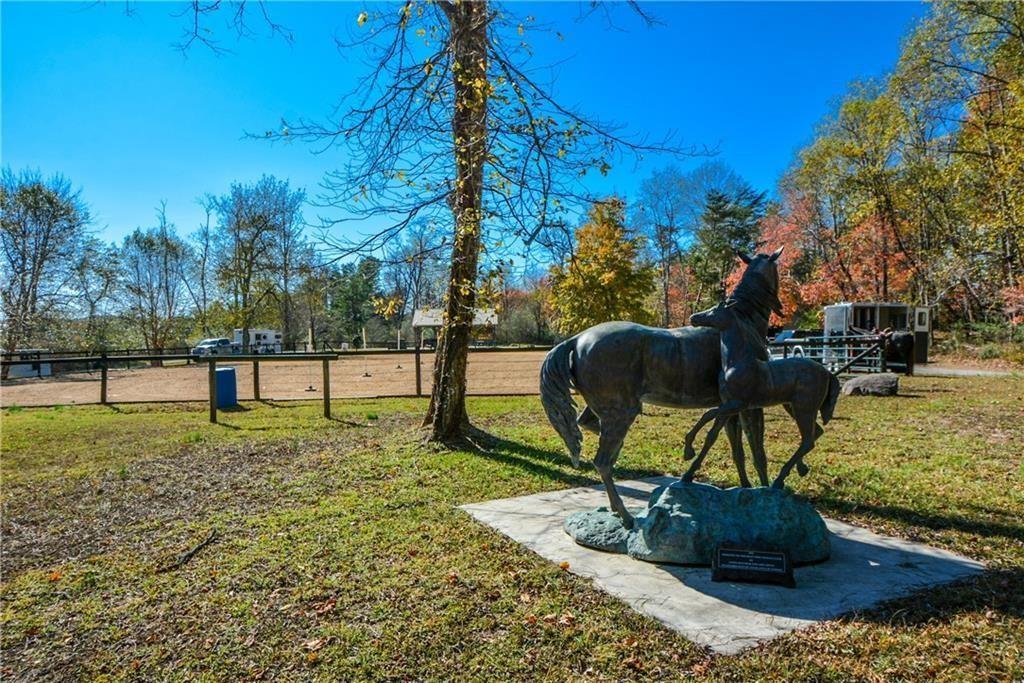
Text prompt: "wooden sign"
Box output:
[[711, 546, 795, 588]]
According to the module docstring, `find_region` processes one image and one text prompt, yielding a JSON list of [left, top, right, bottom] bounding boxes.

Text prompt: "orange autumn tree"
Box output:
[[800, 214, 912, 310], [665, 261, 701, 327], [724, 210, 804, 326]]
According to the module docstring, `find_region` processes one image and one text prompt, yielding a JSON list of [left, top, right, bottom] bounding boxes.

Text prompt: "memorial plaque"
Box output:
[[712, 546, 795, 588]]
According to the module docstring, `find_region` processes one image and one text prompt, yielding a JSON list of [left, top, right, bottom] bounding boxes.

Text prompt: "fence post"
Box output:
[[414, 342, 422, 397], [100, 352, 108, 405], [208, 359, 218, 424], [322, 358, 331, 419], [253, 360, 261, 401]]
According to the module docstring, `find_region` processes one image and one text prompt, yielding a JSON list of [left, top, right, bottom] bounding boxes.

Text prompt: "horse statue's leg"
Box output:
[[682, 399, 746, 483], [772, 405, 819, 489], [593, 406, 640, 528], [683, 406, 720, 461], [782, 404, 815, 477], [724, 416, 752, 488], [740, 408, 770, 486], [687, 410, 753, 487]]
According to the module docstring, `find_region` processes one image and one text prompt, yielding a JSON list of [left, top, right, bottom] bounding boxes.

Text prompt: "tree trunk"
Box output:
[[425, 1, 489, 442], [659, 261, 668, 327]]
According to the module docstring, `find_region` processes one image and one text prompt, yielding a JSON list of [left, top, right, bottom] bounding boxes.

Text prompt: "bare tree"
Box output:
[[381, 222, 450, 320], [633, 166, 686, 327], [181, 200, 218, 338], [272, 196, 308, 348], [72, 238, 119, 351], [211, 176, 303, 351], [119, 205, 190, 355], [0, 169, 91, 364], [178, 1, 691, 441]]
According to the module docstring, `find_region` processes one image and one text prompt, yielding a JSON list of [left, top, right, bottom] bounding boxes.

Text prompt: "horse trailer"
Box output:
[[823, 302, 931, 363]]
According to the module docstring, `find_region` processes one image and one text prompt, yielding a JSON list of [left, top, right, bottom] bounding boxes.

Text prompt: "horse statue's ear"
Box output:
[[735, 249, 753, 265], [770, 246, 785, 262]]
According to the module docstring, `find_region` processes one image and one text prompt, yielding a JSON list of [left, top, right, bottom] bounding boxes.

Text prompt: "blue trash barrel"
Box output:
[[215, 366, 238, 408]]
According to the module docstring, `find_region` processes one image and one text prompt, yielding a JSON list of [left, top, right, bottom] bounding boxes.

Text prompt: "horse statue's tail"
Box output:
[[540, 337, 583, 467], [820, 372, 841, 425]]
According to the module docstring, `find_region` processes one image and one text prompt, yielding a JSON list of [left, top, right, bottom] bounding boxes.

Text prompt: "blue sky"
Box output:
[[2, 1, 928, 246]]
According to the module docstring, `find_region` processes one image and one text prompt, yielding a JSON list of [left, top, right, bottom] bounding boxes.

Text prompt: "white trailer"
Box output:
[[233, 329, 283, 353], [824, 302, 932, 363]]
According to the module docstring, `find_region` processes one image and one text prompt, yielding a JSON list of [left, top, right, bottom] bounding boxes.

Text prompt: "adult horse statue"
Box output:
[[540, 248, 784, 527]]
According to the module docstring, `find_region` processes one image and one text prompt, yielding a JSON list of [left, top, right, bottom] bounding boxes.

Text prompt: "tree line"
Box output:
[[0, 161, 767, 356], [0, 171, 457, 355]]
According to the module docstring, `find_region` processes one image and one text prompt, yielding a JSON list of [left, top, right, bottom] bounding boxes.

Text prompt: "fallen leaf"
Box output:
[[557, 613, 575, 627], [47, 571, 62, 582], [518, 593, 532, 604], [311, 598, 336, 615], [559, 561, 570, 571], [304, 637, 326, 651]]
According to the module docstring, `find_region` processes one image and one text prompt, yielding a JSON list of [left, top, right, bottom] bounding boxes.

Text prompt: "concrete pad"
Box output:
[[461, 477, 985, 655]]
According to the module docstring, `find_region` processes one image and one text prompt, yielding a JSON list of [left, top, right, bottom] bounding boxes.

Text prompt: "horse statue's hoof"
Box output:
[[618, 512, 635, 530], [797, 462, 810, 477], [680, 472, 695, 485], [683, 444, 696, 461], [771, 478, 787, 490]]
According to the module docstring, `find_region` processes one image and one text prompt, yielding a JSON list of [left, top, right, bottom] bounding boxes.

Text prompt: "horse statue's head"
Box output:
[[729, 247, 785, 320], [689, 299, 737, 330]]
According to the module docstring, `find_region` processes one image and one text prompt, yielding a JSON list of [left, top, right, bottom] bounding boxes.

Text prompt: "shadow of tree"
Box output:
[[812, 495, 1024, 543], [836, 567, 1024, 625], [453, 426, 665, 490]]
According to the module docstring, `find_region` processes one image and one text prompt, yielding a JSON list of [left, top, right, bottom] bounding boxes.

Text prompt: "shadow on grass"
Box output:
[[813, 495, 1024, 543], [455, 426, 664, 490], [839, 567, 1024, 625]]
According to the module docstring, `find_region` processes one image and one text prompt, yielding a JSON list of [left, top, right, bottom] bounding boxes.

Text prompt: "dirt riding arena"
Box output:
[[0, 351, 550, 407]]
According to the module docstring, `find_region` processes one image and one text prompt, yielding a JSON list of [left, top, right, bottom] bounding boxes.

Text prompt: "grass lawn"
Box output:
[[2, 376, 1023, 681]]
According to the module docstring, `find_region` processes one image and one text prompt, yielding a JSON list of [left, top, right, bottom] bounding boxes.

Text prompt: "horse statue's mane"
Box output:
[[725, 260, 783, 335]]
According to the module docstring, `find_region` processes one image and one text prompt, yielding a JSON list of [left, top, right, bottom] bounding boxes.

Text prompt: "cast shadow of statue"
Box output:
[[463, 427, 665, 491]]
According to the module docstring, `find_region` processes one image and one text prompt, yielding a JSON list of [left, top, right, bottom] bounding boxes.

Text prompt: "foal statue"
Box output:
[[540, 249, 784, 528], [683, 299, 841, 488]]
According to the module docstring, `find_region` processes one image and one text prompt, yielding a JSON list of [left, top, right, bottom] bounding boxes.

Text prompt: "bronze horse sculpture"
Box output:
[[684, 299, 841, 488], [540, 249, 784, 527]]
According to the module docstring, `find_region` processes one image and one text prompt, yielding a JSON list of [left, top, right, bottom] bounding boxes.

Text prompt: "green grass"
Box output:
[[2, 377, 1023, 680]]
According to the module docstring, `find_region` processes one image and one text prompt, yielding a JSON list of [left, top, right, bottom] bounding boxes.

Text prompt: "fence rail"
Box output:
[[2, 335, 897, 414], [0, 340, 548, 362], [768, 334, 888, 374]]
